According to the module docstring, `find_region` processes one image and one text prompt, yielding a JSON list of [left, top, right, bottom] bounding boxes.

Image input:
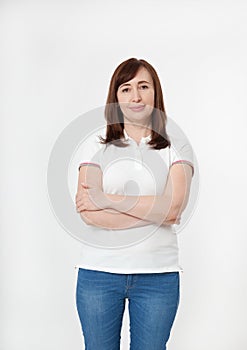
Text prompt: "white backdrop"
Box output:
[[1, 1, 247, 349]]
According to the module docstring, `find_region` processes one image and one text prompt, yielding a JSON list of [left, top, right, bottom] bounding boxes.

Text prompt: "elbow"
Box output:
[[169, 195, 189, 218], [165, 203, 183, 223], [79, 212, 93, 226], [163, 216, 181, 226], [79, 211, 110, 229]]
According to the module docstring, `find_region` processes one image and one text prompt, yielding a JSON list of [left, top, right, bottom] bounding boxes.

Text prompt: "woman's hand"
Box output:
[[75, 183, 109, 212]]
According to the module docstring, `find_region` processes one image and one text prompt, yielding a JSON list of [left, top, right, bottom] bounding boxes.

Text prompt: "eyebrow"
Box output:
[[119, 80, 152, 89]]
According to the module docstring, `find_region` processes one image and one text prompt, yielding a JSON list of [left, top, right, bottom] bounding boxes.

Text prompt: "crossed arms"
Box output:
[[75, 162, 193, 230]]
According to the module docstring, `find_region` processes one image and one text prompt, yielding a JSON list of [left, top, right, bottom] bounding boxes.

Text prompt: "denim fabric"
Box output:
[[76, 268, 180, 350]]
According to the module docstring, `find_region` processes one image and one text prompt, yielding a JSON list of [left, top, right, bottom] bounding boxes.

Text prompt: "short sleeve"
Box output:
[[76, 128, 106, 171], [170, 138, 194, 177]]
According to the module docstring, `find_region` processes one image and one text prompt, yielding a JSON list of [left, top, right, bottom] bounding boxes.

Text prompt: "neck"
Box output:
[[124, 121, 152, 141]]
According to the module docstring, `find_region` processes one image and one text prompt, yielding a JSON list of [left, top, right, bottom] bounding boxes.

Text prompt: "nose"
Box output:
[[131, 87, 141, 103]]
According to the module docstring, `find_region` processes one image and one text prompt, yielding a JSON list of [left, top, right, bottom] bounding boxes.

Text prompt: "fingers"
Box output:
[[76, 205, 85, 212], [75, 196, 87, 212], [76, 199, 83, 208], [75, 194, 92, 212], [75, 192, 85, 212], [75, 184, 97, 212], [76, 196, 88, 212], [75, 190, 87, 203], [75, 195, 83, 204], [75, 182, 89, 200]]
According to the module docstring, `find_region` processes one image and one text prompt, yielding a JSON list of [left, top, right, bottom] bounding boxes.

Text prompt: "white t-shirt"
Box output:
[[74, 125, 194, 274]]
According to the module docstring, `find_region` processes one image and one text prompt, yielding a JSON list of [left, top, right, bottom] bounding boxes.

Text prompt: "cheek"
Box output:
[[117, 94, 128, 103], [116, 97, 128, 114], [145, 91, 155, 105], [118, 104, 128, 116]]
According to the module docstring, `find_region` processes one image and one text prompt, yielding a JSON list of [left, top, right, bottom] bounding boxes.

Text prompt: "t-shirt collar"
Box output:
[[123, 129, 152, 143]]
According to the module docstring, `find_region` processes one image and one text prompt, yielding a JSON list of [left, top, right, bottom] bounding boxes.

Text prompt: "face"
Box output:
[[116, 67, 155, 126]]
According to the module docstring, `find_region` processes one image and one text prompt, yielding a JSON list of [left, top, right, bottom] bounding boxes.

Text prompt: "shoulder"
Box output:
[[73, 126, 107, 171], [168, 135, 194, 177]]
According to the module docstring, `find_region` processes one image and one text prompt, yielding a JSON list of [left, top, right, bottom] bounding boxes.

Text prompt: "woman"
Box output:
[[75, 58, 194, 350]]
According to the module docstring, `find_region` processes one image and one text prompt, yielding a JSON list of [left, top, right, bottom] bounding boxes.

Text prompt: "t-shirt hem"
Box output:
[[74, 264, 183, 274]]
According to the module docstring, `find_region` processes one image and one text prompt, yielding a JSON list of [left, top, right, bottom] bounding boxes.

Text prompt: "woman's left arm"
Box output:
[[78, 163, 193, 225]]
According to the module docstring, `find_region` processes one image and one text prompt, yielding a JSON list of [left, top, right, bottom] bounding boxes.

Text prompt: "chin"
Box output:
[[124, 116, 150, 125]]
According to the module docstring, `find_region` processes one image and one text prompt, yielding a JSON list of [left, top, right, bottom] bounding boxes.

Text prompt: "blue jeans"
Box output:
[[75, 268, 180, 350]]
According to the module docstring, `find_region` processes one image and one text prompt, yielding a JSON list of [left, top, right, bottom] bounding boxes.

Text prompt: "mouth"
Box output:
[[128, 105, 145, 112]]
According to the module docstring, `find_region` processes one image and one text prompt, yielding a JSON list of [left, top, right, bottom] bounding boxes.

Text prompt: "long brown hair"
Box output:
[[99, 58, 171, 150]]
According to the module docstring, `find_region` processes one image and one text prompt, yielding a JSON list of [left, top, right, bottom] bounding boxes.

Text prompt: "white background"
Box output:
[[1, 0, 247, 349]]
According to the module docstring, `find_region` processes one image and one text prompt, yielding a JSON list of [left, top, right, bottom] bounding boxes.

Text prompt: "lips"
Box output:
[[129, 105, 145, 112]]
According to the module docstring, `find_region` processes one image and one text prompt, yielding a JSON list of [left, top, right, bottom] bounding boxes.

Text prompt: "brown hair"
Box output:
[[99, 58, 171, 150]]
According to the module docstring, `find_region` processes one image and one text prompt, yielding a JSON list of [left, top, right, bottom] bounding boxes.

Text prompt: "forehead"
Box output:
[[124, 67, 153, 84]]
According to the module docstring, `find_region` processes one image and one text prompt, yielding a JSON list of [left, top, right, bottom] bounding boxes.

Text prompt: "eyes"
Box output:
[[120, 85, 150, 93]]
